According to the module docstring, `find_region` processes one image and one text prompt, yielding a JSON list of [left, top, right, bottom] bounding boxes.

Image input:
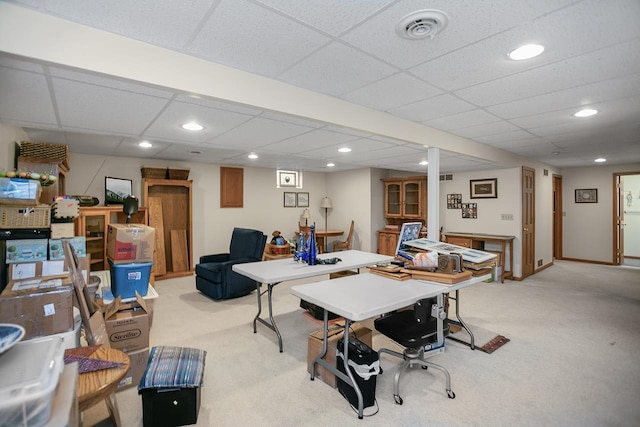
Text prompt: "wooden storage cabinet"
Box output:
[[143, 179, 193, 280], [75, 206, 148, 272], [382, 177, 427, 221], [377, 230, 399, 257]]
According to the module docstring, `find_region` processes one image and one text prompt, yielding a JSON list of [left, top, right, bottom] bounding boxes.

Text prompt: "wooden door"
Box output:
[[552, 174, 563, 259], [522, 167, 535, 278], [402, 180, 421, 218]]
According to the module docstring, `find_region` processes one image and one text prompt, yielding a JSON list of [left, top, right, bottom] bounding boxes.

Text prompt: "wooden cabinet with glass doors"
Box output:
[[378, 176, 427, 255]]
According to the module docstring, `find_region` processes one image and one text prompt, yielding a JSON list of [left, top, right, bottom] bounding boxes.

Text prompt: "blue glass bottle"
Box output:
[[307, 224, 317, 265], [295, 232, 306, 263]]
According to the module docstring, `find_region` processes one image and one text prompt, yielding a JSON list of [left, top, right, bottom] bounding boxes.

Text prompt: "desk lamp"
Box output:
[[301, 208, 311, 227], [123, 195, 139, 224], [320, 196, 333, 252]]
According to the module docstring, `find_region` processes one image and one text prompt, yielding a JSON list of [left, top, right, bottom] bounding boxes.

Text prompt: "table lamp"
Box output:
[[301, 208, 311, 226], [123, 195, 139, 224], [320, 196, 333, 252]]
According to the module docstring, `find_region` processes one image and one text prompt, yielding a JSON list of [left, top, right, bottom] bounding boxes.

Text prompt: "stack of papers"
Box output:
[[403, 238, 497, 264]]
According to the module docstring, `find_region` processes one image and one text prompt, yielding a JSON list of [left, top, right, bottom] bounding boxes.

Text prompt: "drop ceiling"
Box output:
[[0, 0, 639, 173]]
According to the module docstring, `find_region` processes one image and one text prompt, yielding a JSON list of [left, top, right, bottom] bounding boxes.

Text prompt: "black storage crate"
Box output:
[[141, 386, 201, 427]]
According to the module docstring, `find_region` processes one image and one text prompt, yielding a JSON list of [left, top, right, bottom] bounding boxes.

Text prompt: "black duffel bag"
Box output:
[[336, 336, 380, 410]]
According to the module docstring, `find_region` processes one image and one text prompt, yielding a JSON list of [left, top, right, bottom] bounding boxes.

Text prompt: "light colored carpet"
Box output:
[[83, 260, 640, 426]]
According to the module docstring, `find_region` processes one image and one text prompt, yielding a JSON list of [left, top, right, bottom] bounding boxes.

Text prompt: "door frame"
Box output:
[[552, 174, 563, 260], [521, 166, 535, 278], [613, 171, 640, 265]]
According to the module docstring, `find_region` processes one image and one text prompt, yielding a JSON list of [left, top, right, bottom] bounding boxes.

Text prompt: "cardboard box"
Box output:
[[50, 223, 75, 239], [49, 237, 86, 261], [118, 347, 150, 391], [107, 224, 155, 264], [5, 239, 48, 263], [9, 258, 89, 283], [104, 293, 150, 353], [0, 278, 74, 340], [307, 323, 372, 388]]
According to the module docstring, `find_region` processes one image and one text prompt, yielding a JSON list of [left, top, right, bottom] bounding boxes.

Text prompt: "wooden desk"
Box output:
[[76, 346, 130, 424], [442, 232, 515, 282], [296, 229, 343, 253]]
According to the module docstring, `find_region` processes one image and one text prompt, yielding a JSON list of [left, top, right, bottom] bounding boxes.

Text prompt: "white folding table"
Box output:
[[290, 272, 490, 419], [232, 250, 393, 352]]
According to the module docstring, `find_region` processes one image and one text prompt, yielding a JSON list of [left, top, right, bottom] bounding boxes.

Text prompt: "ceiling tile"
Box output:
[[53, 78, 169, 135], [207, 116, 313, 149], [424, 109, 501, 132], [389, 94, 476, 122], [342, 72, 443, 111], [144, 100, 254, 143], [261, 129, 360, 154], [0, 67, 57, 125], [277, 41, 396, 96], [450, 120, 522, 139], [188, 0, 330, 77], [19, 0, 216, 51], [254, 0, 394, 36]]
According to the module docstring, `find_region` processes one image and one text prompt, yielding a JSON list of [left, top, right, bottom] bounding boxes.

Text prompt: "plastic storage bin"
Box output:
[[109, 260, 152, 299], [0, 336, 64, 427]]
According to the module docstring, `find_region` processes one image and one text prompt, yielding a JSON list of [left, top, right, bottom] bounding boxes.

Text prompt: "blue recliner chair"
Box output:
[[195, 227, 267, 300]]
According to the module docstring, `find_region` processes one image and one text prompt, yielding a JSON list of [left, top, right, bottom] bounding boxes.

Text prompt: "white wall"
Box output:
[[562, 164, 640, 263]]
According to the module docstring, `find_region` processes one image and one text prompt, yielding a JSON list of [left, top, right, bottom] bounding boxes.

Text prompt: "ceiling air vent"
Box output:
[[396, 10, 449, 40]]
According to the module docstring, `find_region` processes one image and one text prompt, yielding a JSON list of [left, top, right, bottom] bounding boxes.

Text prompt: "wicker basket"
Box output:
[[141, 166, 168, 179], [268, 242, 291, 255], [168, 167, 190, 180], [0, 205, 51, 229], [19, 141, 70, 169]]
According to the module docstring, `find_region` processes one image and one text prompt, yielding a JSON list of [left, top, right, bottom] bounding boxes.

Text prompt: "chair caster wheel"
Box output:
[[379, 367, 383, 375], [447, 390, 456, 399], [394, 395, 403, 405], [421, 365, 428, 370]]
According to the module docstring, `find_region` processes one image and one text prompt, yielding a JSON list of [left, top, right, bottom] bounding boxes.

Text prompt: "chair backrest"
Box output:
[[344, 220, 355, 245], [413, 296, 437, 323], [229, 227, 267, 261], [298, 222, 311, 234]]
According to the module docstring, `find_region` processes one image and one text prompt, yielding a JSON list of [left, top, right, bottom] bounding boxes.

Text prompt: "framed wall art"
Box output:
[[296, 192, 309, 207], [470, 178, 498, 199], [461, 203, 478, 219], [276, 170, 299, 188], [284, 192, 296, 207], [105, 176, 132, 205], [447, 193, 462, 209], [575, 188, 598, 203]]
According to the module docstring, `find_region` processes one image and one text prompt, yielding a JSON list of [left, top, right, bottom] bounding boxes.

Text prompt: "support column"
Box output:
[[427, 147, 440, 241]]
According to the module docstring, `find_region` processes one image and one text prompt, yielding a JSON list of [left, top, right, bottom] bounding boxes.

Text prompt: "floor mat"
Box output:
[[447, 324, 510, 354]]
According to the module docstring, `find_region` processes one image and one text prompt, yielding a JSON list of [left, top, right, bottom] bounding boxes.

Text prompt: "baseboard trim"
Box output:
[[535, 261, 554, 273], [559, 257, 614, 266]]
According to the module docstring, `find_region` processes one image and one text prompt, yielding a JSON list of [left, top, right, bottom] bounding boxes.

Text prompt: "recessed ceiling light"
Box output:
[[508, 44, 544, 60], [181, 122, 204, 131], [138, 141, 152, 148], [248, 153, 258, 160], [327, 163, 335, 168], [338, 147, 351, 153], [574, 108, 598, 117], [419, 160, 428, 166], [594, 158, 607, 163]]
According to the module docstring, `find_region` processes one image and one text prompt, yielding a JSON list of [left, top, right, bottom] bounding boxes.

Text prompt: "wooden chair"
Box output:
[[298, 222, 311, 234], [332, 220, 355, 252]]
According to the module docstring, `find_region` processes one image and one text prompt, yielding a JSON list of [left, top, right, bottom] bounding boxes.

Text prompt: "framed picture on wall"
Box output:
[[296, 192, 309, 207], [284, 192, 296, 207], [575, 188, 598, 203], [470, 178, 498, 199], [277, 170, 298, 188], [105, 177, 132, 205]]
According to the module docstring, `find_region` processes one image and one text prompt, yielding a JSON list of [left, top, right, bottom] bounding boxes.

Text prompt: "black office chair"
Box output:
[[374, 296, 455, 405]]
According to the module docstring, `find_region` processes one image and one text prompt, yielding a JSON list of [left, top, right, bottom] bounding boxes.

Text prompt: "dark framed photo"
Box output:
[[296, 192, 309, 207], [284, 192, 296, 207], [105, 177, 132, 205], [470, 178, 498, 199], [447, 193, 462, 209], [462, 203, 478, 219], [575, 188, 598, 203]]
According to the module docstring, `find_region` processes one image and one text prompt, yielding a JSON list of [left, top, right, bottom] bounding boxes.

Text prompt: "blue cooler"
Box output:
[[109, 260, 152, 299]]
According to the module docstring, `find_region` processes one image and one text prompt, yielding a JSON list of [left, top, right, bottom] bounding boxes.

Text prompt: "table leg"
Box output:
[[310, 313, 365, 419], [446, 289, 476, 350], [254, 282, 283, 352]]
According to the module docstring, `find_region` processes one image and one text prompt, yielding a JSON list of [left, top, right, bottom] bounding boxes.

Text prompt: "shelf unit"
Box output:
[[74, 206, 148, 272], [142, 179, 193, 280], [378, 176, 427, 255]]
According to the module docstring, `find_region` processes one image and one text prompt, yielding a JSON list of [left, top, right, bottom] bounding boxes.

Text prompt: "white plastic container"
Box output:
[[0, 336, 64, 426]]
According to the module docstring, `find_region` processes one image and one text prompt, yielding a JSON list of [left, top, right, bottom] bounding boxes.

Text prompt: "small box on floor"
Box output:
[[307, 323, 372, 388], [103, 293, 150, 353], [138, 346, 207, 427], [118, 347, 150, 391]]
